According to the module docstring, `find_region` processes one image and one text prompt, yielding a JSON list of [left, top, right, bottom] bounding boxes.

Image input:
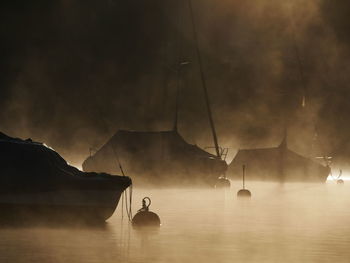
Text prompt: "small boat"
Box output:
[[83, 129, 227, 186], [83, 0, 229, 187], [228, 137, 330, 183], [0, 132, 131, 223]]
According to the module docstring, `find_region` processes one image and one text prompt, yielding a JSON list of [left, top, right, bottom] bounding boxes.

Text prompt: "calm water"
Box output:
[[1, 182, 350, 263]]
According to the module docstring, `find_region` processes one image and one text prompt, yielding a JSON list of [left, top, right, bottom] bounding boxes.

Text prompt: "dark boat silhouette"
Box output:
[[83, 129, 227, 186], [228, 137, 330, 183], [0, 132, 131, 223], [83, 0, 229, 187]]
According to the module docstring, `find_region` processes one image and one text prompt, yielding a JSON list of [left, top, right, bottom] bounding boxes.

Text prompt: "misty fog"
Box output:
[[1, 0, 350, 167]]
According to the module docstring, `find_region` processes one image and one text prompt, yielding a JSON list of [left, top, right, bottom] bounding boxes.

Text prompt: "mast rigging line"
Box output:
[[288, 7, 310, 110], [92, 116, 133, 221], [292, 33, 307, 106], [110, 143, 133, 222], [173, 1, 184, 132], [187, 0, 221, 158], [289, 9, 332, 166]]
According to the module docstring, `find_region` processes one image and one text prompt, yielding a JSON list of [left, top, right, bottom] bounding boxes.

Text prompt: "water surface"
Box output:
[[1, 182, 349, 262]]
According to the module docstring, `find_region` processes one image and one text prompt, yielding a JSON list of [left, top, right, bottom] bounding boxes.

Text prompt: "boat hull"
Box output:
[[0, 132, 133, 223], [0, 190, 124, 223]]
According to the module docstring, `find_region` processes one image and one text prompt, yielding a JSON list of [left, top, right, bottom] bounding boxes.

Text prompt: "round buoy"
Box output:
[[237, 165, 251, 198], [337, 179, 344, 185], [215, 177, 231, 188], [237, 189, 251, 198], [132, 197, 161, 227]]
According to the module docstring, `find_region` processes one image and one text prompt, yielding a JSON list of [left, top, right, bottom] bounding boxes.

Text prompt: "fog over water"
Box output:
[[2, 0, 350, 168], [0, 182, 350, 262], [2, 0, 350, 262]]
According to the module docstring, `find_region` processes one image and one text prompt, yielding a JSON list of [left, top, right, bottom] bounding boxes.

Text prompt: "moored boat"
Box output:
[[0, 132, 132, 223], [83, 129, 227, 186], [228, 137, 330, 183]]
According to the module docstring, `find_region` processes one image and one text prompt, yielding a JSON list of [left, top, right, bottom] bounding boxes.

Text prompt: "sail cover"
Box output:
[[82, 130, 227, 185], [228, 140, 330, 182]]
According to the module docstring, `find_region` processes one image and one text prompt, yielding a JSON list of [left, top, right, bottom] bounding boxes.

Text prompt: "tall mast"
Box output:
[[173, 62, 189, 131], [173, 68, 181, 131], [187, 0, 221, 158], [173, 2, 183, 132], [293, 36, 307, 108]]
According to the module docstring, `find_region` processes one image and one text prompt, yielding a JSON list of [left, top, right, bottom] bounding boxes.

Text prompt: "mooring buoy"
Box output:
[[215, 176, 231, 188], [237, 165, 251, 198], [237, 189, 251, 197], [132, 197, 161, 227]]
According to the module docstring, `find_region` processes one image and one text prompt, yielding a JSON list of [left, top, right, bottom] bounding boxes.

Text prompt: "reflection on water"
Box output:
[[1, 182, 350, 262]]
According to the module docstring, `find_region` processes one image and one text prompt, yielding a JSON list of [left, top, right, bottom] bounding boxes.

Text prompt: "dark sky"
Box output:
[[1, 0, 350, 166]]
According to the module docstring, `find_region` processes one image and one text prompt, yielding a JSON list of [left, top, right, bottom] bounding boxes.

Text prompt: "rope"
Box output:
[[187, 0, 221, 158], [110, 143, 133, 222], [110, 143, 126, 176], [138, 197, 151, 212], [129, 184, 133, 219], [122, 184, 133, 222], [121, 189, 124, 219]]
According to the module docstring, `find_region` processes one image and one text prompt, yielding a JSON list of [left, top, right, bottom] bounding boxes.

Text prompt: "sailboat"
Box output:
[[227, 14, 332, 183], [83, 129, 226, 186], [82, 0, 228, 187], [228, 135, 330, 183]]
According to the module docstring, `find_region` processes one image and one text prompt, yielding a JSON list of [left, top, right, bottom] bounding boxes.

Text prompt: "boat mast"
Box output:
[[173, 61, 190, 132], [187, 0, 221, 158], [173, 68, 180, 132]]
